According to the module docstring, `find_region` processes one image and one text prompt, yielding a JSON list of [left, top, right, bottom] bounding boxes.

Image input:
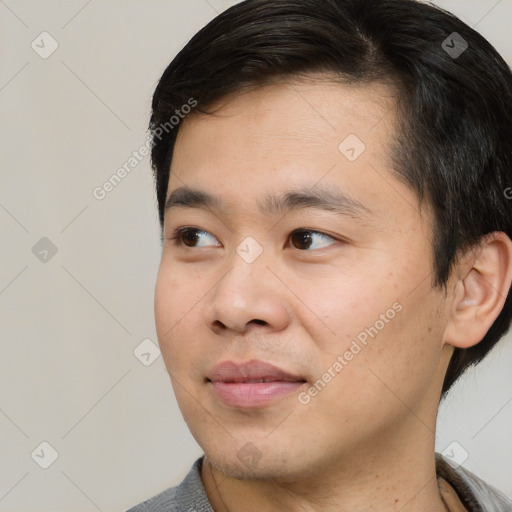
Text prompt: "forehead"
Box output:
[[172, 78, 396, 175], [179, 77, 396, 146], [167, 78, 428, 230]]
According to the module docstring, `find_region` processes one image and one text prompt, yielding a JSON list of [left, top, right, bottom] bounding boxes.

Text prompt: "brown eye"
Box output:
[[180, 228, 200, 247], [174, 227, 220, 248], [290, 230, 314, 250], [289, 229, 336, 250]]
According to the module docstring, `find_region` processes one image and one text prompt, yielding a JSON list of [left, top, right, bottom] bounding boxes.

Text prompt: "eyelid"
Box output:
[[294, 228, 335, 238], [167, 226, 345, 250], [289, 228, 339, 250], [169, 226, 221, 247]]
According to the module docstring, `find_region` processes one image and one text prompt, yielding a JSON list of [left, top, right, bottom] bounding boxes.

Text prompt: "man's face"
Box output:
[[154, 79, 452, 480]]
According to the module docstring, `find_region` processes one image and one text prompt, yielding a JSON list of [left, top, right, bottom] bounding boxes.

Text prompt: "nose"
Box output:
[[203, 252, 291, 336]]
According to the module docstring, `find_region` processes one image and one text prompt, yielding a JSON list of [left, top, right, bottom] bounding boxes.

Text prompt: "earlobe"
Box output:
[[443, 232, 512, 349]]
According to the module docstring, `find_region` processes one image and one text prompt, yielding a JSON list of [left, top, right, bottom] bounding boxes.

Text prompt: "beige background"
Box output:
[[1, 1, 511, 510]]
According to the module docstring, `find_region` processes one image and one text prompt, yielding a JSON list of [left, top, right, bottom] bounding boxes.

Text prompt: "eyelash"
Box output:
[[168, 226, 339, 251]]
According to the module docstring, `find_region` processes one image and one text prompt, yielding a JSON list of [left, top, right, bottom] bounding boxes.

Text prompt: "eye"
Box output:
[[289, 229, 337, 250], [171, 227, 221, 248]]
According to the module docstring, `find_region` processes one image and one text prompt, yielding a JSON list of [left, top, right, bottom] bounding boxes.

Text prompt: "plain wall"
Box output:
[[1, 1, 511, 510]]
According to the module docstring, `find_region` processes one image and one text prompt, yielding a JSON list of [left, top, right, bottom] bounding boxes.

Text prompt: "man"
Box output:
[[128, 0, 512, 510]]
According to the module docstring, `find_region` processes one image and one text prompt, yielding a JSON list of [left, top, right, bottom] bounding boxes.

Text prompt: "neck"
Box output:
[[201, 427, 450, 512]]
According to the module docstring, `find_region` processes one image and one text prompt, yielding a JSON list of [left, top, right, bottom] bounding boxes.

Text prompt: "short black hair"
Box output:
[[149, 0, 512, 396]]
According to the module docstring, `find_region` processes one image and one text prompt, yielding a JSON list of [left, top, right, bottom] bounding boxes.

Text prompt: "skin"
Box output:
[[154, 77, 512, 512]]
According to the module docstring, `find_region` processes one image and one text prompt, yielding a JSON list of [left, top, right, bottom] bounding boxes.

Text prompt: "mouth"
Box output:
[[206, 360, 307, 408], [207, 377, 307, 383], [207, 359, 306, 382]]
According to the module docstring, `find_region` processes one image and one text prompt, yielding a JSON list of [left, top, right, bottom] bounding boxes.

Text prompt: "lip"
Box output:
[[207, 360, 307, 408], [208, 360, 305, 383]]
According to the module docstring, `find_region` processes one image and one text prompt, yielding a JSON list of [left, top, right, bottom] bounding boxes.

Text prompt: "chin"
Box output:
[[203, 440, 326, 484], [205, 449, 287, 481]]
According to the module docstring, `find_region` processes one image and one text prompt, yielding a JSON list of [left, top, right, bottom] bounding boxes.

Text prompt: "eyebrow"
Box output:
[[165, 185, 372, 219]]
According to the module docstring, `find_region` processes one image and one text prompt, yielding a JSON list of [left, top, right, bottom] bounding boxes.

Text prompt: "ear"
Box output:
[[443, 232, 512, 349]]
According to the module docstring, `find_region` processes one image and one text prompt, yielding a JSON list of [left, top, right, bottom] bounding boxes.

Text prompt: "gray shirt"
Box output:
[[126, 454, 512, 512]]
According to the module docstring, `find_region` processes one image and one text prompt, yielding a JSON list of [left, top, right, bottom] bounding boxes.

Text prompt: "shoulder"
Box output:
[[125, 485, 179, 512], [435, 452, 512, 512], [126, 457, 213, 512]]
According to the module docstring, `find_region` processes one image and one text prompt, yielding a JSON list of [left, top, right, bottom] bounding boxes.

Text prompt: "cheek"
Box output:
[[154, 263, 204, 371], [298, 261, 442, 390], [154, 265, 177, 339], [331, 290, 444, 412], [291, 267, 396, 351]]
